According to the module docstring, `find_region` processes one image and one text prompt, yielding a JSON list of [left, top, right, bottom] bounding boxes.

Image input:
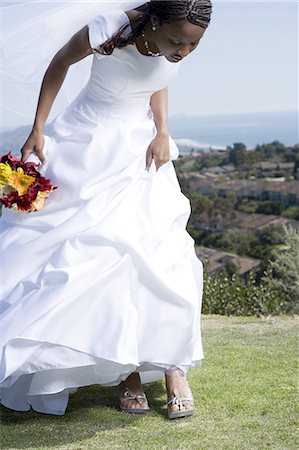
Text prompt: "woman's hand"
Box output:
[[20, 128, 46, 164], [145, 133, 170, 172]]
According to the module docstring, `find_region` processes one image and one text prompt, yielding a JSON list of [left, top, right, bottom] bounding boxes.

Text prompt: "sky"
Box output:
[[1, 1, 298, 129], [167, 1, 298, 117]]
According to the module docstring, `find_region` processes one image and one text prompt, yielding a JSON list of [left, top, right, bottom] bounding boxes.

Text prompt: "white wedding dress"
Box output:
[[0, 9, 204, 415]]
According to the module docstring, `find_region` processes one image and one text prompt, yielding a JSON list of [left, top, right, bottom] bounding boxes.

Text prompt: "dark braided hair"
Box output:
[[94, 0, 212, 56]]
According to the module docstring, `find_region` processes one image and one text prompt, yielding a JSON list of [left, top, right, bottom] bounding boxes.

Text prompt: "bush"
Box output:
[[202, 224, 299, 316], [262, 224, 299, 314], [202, 270, 285, 317], [255, 201, 285, 215], [282, 206, 299, 220]]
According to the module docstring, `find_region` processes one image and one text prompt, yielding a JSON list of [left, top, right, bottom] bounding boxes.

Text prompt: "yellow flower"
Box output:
[[0, 162, 13, 186], [7, 167, 35, 196]]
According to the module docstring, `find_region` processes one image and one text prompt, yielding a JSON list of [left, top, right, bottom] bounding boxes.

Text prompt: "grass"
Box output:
[[1, 315, 298, 450]]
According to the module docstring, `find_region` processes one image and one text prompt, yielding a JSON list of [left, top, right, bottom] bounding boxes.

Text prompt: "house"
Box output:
[[201, 166, 226, 175], [195, 246, 261, 277], [182, 172, 299, 206], [253, 161, 295, 177], [221, 164, 236, 174], [235, 212, 299, 230]]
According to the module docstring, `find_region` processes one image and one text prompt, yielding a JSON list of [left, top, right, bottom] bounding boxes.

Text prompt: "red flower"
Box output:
[[16, 193, 37, 211], [0, 151, 23, 169], [0, 151, 58, 213], [0, 190, 19, 208], [23, 162, 40, 175]]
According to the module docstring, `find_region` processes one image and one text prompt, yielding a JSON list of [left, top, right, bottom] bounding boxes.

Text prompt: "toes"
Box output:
[[182, 401, 192, 410], [121, 399, 132, 409], [170, 402, 191, 412], [122, 399, 148, 409], [168, 398, 193, 413], [170, 404, 179, 412], [135, 401, 148, 409]]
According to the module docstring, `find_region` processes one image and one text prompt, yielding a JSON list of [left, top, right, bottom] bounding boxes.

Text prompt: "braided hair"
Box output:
[[94, 0, 212, 56]]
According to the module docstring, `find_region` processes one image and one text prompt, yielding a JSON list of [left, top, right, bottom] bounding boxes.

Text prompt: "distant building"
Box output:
[[186, 177, 299, 206], [253, 161, 294, 177], [195, 246, 261, 277], [232, 212, 299, 231]]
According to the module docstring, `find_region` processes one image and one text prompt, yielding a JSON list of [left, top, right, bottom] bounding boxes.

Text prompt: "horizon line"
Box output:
[[1, 109, 298, 133]]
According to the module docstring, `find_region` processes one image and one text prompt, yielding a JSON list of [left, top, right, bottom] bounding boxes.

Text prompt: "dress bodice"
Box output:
[[85, 10, 181, 108], [50, 10, 181, 138]]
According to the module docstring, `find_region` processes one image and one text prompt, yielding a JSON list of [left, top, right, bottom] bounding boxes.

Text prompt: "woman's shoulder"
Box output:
[[123, 9, 142, 31], [88, 9, 130, 51]]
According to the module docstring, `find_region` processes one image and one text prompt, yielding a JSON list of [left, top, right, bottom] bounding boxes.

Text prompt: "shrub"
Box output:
[[202, 270, 284, 317], [202, 224, 299, 316], [262, 224, 299, 314]]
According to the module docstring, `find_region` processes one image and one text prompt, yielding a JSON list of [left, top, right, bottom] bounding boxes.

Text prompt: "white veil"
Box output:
[[0, 1, 145, 130]]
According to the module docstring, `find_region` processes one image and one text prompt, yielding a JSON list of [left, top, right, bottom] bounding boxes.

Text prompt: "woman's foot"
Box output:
[[165, 368, 194, 417], [119, 372, 150, 411]]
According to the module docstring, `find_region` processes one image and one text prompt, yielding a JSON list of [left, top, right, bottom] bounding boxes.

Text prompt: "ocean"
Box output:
[[1, 110, 298, 156], [168, 110, 298, 150]]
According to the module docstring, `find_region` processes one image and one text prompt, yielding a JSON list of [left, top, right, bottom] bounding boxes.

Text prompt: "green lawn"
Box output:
[[1, 315, 298, 450]]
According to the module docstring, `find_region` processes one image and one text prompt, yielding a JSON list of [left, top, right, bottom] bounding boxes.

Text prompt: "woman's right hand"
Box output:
[[20, 129, 46, 164]]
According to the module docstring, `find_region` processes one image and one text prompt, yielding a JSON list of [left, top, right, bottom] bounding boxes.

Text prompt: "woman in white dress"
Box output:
[[0, 1, 212, 419]]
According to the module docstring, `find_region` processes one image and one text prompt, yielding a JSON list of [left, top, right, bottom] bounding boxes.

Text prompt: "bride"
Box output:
[[0, 1, 212, 419]]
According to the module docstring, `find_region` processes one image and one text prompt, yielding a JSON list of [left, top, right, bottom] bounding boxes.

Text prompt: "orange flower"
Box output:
[[28, 190, 52, 212]]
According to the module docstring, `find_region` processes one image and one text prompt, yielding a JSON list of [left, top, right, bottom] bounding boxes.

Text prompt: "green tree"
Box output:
[[282, 206, 299, 220], [256, 201, 285, 215], [224, 259, 239, 277], [223, 229, 260, 256], [257, 224, 283, 246], [228, 143, 247, 167], [293, 158, 299, 179], [256, 141, 286, 160]]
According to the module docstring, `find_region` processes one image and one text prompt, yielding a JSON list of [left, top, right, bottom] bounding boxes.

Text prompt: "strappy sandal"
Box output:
[[119, 387, 151, 414], [167, 393, 195, 419]]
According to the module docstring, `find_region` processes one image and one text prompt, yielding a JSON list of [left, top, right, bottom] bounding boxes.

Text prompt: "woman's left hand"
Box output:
[[145, 133, 170, 172]]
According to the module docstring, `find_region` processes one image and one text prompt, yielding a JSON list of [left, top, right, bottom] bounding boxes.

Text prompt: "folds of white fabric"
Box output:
[[0, 87, 204, 416]]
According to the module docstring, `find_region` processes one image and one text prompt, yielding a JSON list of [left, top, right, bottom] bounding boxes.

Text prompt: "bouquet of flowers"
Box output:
[[0, 152, 57, 213]]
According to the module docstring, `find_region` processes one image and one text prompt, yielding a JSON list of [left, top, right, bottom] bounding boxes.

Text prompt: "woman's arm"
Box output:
[[21, 26, 93, 163], [146, 87, 170, 171], [33, 26, 93, 132], [150, 87, 169, 137]]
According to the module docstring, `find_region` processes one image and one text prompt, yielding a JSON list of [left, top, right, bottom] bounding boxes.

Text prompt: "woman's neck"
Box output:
[[126, 9, 160, 56]]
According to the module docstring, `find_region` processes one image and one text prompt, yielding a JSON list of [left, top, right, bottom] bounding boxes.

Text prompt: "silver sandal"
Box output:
[[119, 387, 151, 414], [167, 393, 195, 419]]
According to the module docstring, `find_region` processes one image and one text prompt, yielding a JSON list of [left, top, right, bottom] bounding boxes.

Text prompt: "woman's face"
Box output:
[[152, 18, 206, 63]]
